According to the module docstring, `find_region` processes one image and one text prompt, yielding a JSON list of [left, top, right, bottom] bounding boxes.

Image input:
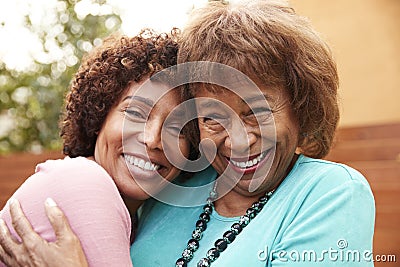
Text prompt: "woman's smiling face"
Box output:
[[94, 79, 189, 200], [194, 81, 300, 197]]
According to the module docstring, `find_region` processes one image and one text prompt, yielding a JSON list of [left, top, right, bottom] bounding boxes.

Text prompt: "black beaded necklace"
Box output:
[[175, 185, 274, 267]]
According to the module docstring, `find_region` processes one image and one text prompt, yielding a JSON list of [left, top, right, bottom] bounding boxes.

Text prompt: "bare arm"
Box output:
[[0, 198, 88, 267]]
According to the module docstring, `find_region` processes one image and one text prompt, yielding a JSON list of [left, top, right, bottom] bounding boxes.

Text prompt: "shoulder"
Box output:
[[31, 156, 116, 189], [13, 156, 121, 214], [1, 157, 130, 248], [292, 155, 372, 191], [275, 155, 375, 217], [36, 156, 110, 177], [268, 156, 375, 257]]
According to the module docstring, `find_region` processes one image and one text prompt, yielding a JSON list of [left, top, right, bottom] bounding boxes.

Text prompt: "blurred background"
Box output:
[[0, 0, 399, 266]]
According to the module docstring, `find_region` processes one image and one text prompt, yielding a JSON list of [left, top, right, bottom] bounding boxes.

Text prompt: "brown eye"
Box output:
[[203, 117, 218, 123], [200, 115, 227, 132], [202, 116, 223, 126]]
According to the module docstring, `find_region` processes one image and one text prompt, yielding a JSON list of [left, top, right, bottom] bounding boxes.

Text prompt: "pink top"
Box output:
[[0, 157, 132, 267]]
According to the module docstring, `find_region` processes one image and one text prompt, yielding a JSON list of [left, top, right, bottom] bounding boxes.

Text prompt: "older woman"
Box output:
[[131, 1, 375, 266], [0, 1, 375, 266], [0, 30, 195, 266], [133, 1, 374, 266]]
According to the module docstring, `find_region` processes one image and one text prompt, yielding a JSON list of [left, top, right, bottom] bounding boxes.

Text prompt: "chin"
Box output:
[[123, 187, 149, 201]]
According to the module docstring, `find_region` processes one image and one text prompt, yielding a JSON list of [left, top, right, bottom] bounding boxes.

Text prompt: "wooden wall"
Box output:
[[325, 122, 400, 266], [0, 150, 63, 207], [292, 0, 400, 127], [0, 122, 399, 265]]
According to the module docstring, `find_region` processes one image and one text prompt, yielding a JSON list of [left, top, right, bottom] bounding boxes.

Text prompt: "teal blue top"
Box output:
[[131, 155, 375, 266]]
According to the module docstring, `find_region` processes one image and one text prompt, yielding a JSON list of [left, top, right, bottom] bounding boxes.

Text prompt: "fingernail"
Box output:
[[9, 198, 19, 207], [45, 197, 57, 207]]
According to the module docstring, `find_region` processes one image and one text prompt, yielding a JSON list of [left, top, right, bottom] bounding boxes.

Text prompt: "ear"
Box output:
[[295, 147, 303, 155], [295, 132, 308, 154]]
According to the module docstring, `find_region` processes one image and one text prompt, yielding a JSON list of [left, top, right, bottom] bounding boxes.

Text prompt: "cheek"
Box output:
[[107, 117, 124, 140], [274, 128, 299, 158], [96, 119, 124, 157], [285, 118, 300, 141], [95, 130, 107, 153]]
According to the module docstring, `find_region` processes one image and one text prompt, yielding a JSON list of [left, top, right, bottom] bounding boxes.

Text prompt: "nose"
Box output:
[[138, 120, 163, 151], [224, 121, 257, 155]]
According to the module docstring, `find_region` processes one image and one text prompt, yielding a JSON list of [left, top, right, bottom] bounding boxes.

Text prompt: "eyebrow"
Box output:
[[243, 93, 273, 103], [197, 93, 273, 109], [123, 95, 154, 106]]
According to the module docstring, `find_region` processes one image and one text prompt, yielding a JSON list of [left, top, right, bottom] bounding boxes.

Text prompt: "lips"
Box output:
[[124, 154, 160, 171]]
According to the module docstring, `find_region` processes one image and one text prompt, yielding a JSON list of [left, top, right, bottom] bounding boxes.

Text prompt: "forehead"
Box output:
[[121, 81, 182, 118], [193, 82, 281, 108]]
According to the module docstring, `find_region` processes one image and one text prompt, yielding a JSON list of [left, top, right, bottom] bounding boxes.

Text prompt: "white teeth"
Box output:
[[124, 155, 160, 171], [138, 159, 145, 168], [230, 151, 267, 169], [151, 163, 159, 171], [144, 162, 150, 170]]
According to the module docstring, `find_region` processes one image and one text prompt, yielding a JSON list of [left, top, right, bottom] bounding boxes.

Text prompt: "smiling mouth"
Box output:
[[124, 154, 160, 171], [228, 150, 269, 170]]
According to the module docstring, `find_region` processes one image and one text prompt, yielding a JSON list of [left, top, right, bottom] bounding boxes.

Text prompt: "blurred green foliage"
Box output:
[[0, 0, 121, 155]]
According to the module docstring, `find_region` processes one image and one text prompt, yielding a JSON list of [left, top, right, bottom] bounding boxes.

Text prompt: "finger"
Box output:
[[44, 198, 77, 244], [9, 199, 42, 246], [0, 242, 23, 267], [0, 243, 15, 267], [0, 218, 21, 260], [0, 223, 31, 267]]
